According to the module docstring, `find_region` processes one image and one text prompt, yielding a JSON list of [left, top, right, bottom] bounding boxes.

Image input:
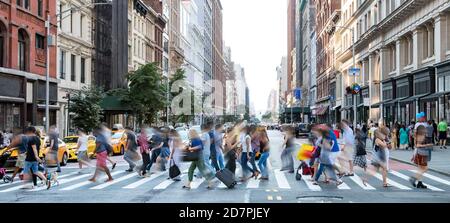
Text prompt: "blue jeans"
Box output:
[[257, 152, 270, 178], [197, 149, 214, 177], [314, 163, 338, 181], [23, 161, 39, 174], [241, 152, 258, 176], [216, 153, 225, 170]]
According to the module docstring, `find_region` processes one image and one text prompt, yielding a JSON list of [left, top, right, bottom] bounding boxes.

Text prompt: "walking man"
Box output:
[[48, 126, 61, 173], [123, 127, 141, 172]]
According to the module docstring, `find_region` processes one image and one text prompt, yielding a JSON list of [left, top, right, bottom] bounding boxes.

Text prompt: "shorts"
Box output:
[[439, 131, 447, 140], [413, 154, 428, 166], [23, 161, 39, 174], [77, 150, 89, 162], [15, 153, 26, 168], [341, 145, 354, 161], [96, 151, 108, 168]]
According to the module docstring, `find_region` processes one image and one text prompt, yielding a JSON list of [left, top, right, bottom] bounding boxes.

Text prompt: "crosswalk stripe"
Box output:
[[122, 172, 165, 189], [301, 175, 321, 191], [218, 182, 227, 188], [409, 170, 450, 186], [391, 170, 444, 192], [0, 171, 77, 189], [274, 169, 290, 189], [246, 178, 260, 189], [60, 171, 122, 191], [0, 172, 82, 192], [337, 182, 351, 190], [349, 175, 376, 190], [372, 173, 412, 190], [90, 173, 138, 190], [190, 178, 205, 189], [29, 174, 91, 192], [154, 174, 185, 190]]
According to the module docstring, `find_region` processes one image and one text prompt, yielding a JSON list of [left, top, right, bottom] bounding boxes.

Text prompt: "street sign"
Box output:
[[294, 88, 302, 100], [349, 67, 360, 75]]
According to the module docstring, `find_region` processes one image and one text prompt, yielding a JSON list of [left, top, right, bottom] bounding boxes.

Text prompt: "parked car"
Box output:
[[64, 135, 96, 161], [110, 131, 127, 155]]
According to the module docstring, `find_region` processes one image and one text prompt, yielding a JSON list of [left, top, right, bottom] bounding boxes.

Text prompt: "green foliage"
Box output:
[[113, 63, 167, 125], [70, 86, 105, 133]]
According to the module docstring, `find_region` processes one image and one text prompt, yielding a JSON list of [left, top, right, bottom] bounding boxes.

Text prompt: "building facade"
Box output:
[[314, 0, 341, 123], [57, 0, 94, 136], [337, 0, 450, 127], [211, 0, 224, 116], [0, 0, 58, 133], [287, 0, 296, 102]]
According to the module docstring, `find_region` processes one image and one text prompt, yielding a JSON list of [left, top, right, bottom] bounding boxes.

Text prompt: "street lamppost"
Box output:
[[334, 25, 357, 130], [44, 0, 113, 133]]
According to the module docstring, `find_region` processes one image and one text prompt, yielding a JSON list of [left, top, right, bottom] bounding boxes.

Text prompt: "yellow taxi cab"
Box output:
[[0, 137, 46, 168], [111, 131, 127, 155], [63, 136, 96, 161], [39, 137, 70, 166]]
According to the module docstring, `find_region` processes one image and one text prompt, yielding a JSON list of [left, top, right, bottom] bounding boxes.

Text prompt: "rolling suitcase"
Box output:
[[215, 168, 236, 189]]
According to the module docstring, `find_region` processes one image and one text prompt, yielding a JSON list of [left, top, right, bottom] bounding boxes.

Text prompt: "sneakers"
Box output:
[[417, 181, 428, 189], [125, 169, 134, 172]]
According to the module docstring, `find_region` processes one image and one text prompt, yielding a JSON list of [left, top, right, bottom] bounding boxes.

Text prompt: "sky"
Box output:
[[222, 0, 287, 114]]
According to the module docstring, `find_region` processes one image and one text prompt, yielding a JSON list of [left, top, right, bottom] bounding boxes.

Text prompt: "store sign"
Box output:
[[349, 68, 361, 75]]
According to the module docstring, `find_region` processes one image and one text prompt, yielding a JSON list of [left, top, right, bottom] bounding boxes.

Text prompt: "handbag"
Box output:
[[356, 145, 367, 156], [169, 159, 181, 179], [182, 150, 200, 162]]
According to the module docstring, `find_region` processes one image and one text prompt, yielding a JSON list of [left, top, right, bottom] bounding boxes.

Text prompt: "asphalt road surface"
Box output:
[[1, 130, 450, 203]]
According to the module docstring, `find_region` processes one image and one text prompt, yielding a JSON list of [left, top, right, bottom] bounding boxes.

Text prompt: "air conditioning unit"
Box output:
[[47, 34, 56, 46]]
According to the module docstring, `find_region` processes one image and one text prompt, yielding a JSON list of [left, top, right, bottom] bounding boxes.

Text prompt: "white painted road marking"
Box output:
[[409, 170, 450, 186], [122, 172, 165, 189], [302, 175, 321, 191], [349, 175, 376, 190], [373, 173, 411, 190], [90, 173, 138, 190], [274, 169, 291, 189], [391, 170, 444, 192], [60, 171, 122, 191]]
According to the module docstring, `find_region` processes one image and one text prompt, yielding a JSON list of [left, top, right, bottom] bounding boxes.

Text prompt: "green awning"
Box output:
[[100, 96, 132, 112]]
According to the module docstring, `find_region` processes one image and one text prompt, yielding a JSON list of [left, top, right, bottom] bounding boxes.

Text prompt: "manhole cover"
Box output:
[[296, 196, 344, 203]]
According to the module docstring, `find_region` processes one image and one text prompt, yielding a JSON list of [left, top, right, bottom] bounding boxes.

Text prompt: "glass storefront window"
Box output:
[[446, 76, 450, 91], [0, 103, 22, 133], [439, 76, 444, 92]]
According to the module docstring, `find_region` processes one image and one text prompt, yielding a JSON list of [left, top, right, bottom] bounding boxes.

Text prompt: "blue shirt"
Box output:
[[328, 130, 340, 152], [190, 138, 203, 150]]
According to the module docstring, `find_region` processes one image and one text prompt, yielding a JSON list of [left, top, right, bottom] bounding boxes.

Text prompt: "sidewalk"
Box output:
[[389, 147, 450, 177]]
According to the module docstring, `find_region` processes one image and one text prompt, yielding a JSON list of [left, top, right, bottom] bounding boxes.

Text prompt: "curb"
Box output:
[[389, 156, 450, 178]]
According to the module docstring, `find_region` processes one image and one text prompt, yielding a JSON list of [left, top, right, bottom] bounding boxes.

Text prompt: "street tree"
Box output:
[[70, 86, 105, 133], [113, 62, 166, 125]]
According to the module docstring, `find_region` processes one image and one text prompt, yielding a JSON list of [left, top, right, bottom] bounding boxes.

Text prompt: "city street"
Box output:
[[1, 130, 450, 203]]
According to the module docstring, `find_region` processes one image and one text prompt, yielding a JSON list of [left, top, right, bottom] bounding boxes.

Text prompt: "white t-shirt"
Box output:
[[343, 126, 355, 147], [77, 135, 88, 152], [240, 133, 251, 153]]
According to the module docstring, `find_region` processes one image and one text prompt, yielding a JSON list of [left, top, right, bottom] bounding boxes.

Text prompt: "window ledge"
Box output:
[[388, 71, 397, 76], [422, 56, 435, 65], [403, 64, 414, 71]]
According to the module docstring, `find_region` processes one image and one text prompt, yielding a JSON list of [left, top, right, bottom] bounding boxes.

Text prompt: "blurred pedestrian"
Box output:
[[89, 128, 114, 183], [399, 125, 409, 150], [21, 127, 47, 189], [257, 128, 270, 180], [101, 124, 117, 170], [339, 120, 354, 176], [371, 127, 391, 187], [353, 128, 369, 186], [313, 127, 343, 186], [410, 125, 433, 189], [75, 129, 92, 174], [280, 126, 295, 173], [438, 118, 448, 149], [138, 126, 151, 177], [183, 129, 215, 189], [124, 127, 141, 172], [168, 129, 183, 181], [3, 133, 28, 182], [240, 126, 259, 180], [48, 125, 61, 172], [146, 128, 164, 174], [212, 124, 225, 171]]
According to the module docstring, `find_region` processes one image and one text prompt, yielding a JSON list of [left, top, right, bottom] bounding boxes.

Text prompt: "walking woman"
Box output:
[[399, 125, 409, 150], [240, 126, 259, 180], [183, 129, 215, 189], [89, 128, 114, 183], [371, 127, 391, 187], [224, 126, 240, 176], [409, 125, 434, 189], [168, 129, 183, 181], [257, 128, 270, 180], [353, 128, 369, 186], [138, 127, 151, 177], [280, 126, 295, 173]]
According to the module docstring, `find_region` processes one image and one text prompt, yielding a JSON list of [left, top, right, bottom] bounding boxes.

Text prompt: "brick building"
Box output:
[[0, 0, 57, 133]]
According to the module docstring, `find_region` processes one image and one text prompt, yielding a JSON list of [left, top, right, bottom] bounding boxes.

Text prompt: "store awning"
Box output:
[[400, 93, 431, 103], [372, 99, 393, 107], [316, 106, 329, 116], [340, 105, 352, 111], [100, 96, 133, 112], [421, 91, 450, 101]]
